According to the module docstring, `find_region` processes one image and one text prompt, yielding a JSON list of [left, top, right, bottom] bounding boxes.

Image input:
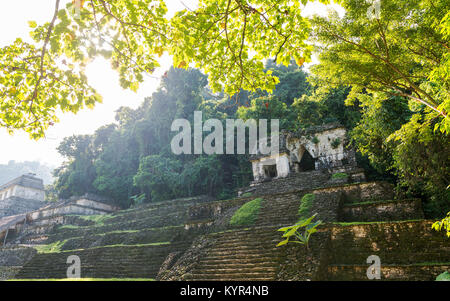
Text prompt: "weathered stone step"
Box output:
[[15, 243, 183, 279], [102, 206, 192, 225], [340, 199, 424, 222], [258, 210, 298, 216], [211, 243, 279, 251], [187, 272, 276, 281], [198, 257, 280, 265], [205, 237, 276, 244], [20, 234, 49, 244], [188, 277, 274, 281], [328, 221, 450, 258], [208, 226, 281, 237], [50, 220, 185, 240], [192, 267, 278, 274], [212, 233, 280, 241], [197, 262, 279, 270], [104, 196, 213, 219], [209, 233, 280, 241], [211, 230, 281, 237], [207, 244, 278, 252], [212, 238, 280, 246], [203, 254, 280, 262], [245, 171, 332, 197], [206, 247, 278, 256], [326, 263, 450, 281], [330, 251, 450, 265], [54, 228, 190, 251]]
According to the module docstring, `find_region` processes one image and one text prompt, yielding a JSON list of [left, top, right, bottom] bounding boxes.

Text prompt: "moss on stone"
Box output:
[[34, 240, 68, 254], [331, 173, 348, 180], [78, 214, 114, 225], [58, 225, 80, 230], [298, 194, 315, 219], [229, 198, 264, 226]]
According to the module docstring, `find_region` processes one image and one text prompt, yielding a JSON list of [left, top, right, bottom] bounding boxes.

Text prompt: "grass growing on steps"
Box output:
[[230, 198, 264, 226], [331, 173, 348, 180], [58, 214, 115, 230], [59, 225, 81, 230], [78, 214, 114, 225], [34, 240, 68, 254], [69, 242, 171, 251], [298, 194, 315, 219], [34, 241, 171, 254]]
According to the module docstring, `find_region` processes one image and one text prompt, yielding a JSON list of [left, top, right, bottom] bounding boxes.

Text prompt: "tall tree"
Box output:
[[54, 135, 97, 198], [310, 0, 449, 132]]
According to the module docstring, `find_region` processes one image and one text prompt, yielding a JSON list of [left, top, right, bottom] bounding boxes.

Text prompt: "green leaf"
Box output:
[[276, 239, 289, 247], [28, 21, 37, 28]]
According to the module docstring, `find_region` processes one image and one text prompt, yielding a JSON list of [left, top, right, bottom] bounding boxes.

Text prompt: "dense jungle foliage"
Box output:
[[1, 1, 448, 218]]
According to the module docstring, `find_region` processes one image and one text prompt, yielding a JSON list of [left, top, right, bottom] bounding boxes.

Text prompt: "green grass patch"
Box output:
[[436, 271, 450, 281], [298, 193, 315, 219], [34, 241, 170, 254], [34, 240, 68, 254], [230, 198, 264, 226], [57, 242, 171, 253], [331, 172, 348, 180], [58, 225, 81, 230], [78, 214, 114, 225]]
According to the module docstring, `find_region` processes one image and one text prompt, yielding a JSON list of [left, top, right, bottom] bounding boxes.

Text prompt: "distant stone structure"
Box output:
[[0, 193, 120, 249], [250, 123, 358, 182], [0, 174, 45, 218], [0, 174, 45, 202]]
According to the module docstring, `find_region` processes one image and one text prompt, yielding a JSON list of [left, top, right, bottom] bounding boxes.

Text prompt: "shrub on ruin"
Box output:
[[298, 194, 315, 219], [436, 271, 450, 281], [331, 173, 348, 180], [230, 198, 264, 226], [432, 212, 450, 238]]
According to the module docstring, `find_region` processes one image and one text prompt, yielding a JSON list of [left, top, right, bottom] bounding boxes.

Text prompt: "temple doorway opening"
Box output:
[[297, 149, 316, 172], [263, 164, 278, 179]]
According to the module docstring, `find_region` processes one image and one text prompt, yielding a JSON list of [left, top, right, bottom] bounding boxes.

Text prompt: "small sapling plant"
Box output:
[[276, 213, 323, 249]]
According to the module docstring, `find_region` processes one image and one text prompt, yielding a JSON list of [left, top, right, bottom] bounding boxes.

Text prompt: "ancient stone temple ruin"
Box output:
[[0, 174, 45, 218], [0, 124, 448, 281], [250, 123, 357, 182]]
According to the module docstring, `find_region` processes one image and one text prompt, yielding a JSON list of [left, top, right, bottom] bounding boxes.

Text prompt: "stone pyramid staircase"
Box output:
[[2, 170, 448, 281], [161, 179, 449, 281], [184, 227, 282, 281], [10, 196, 212, 279]]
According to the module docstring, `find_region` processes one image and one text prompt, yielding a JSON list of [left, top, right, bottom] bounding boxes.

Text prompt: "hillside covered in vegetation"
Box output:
[[51, 63, 449, 219]]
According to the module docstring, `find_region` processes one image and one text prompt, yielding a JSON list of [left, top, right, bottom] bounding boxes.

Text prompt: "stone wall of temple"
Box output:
[[250, 124, 358, 182], [0, 185, 45, 202], [0, 197, 44, 219]]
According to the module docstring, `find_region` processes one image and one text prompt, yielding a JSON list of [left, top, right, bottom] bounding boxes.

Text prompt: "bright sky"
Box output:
[[0, 0, 339, 167]]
